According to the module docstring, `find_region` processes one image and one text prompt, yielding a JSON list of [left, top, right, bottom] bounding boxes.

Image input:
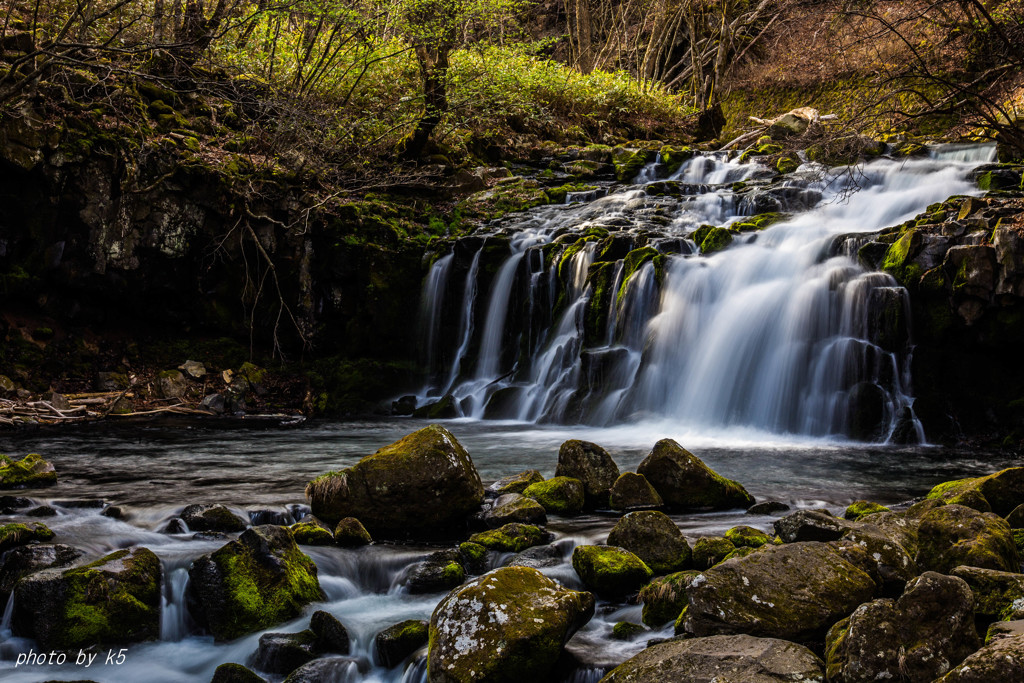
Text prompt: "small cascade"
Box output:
[[414, 145, 997, 442], [160, 565, 191, 641]]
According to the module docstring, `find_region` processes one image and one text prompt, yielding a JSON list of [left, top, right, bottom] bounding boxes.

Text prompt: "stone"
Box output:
[[609, 472, 663, 511], [179, 360, 206, 379], [375, 619, 428, 668], [404, 549, 466, 594], [639, 570, 702, 627], [0, 453, 57, 489], [844, 501, 890, 521], [747, 501, 790, 515], [692, 536, 735, 569], [1007, 503, 1024, 528], [459, 541, 489, 573], [201, 393, 227, 414], [637, 439, 754, 510], [571, 545, 653, 597], [611, 621, 646, 640], [601, 634, 825, 683], [951, 566, 1024, 621], [211, 662, 267, 683], [427, 566, 594, 683], [488, 469, 544, 495], [523, 476, 585, 516], [825, 571, 978, 682], [927, 468, 1024, 516], [289, 521, 334, 545], [0, 375, 15, 396], [412, 394, 458, 419], [484, 493, 547, 527], [252, 631, 317, 675], [310, 609, 350, 654], [915, 504, 1020, 573], [306, 425, 484, 536], [725, 525, 773, 548], [156, 369, 188, 398], [0, 522, 55, 552], [986, 619, 1024, 643], [181, 503, 247, 532], [333, 517, 372, 546], [554, 439, 620, 508], [469, 523, 549, 553], [186, 525, 324, 640], [13, 547, 161, 649], [607, 510, 692, 574], [0, 543, 82, 604], [937, 633, 1024, 682], [682, 542, 877, 641], [774, 509, 855, 543], [833, 525, 918, 594], [283, 658, 359, 682]]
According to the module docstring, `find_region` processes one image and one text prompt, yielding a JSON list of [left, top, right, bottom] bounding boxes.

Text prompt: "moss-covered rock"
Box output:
[[0, 521, 55, 552], [469, 523, 548, 553], [639, 570, 702, 627], [427, 566, 594, 682], [571, 544, 653, 597], [951, 566, 1024, 621], [915, 504, 1020, 574], [376, 619, 428, 668], [306, 425, 485, 536], [682, 542, 877, 641], [252, 630, 317, 675], [211, 662, 266, 683], [289, 522, 335, 546], [607, 510, 691, 574], [609, 472, 663, 511], [186, 525, 324, 641], [554, 439, 620, 509], [405, 550, 466, 594], [844, 501, 891, 521], [937, 632, 1024, 681], [691, 536, 736, 569], [926, 468, 1024, 516], [0, 453, 57, 489], [488, 469, 544, 495], [637, 439, 754, 510], [181, 503, 248, 532], [731, 212, 788, 232], [458, 541, 489, 574], [774, 509, 856, 543], [611, 147, 653, 182], [0, 543, 82, 604], [698, 227, 734, 254], [724, 525, 773, 548], [602, 634, 825, 683], [333, 517, 372, 546], [13, 547, 161, 650], [483, 493, 547, 527], [522, 476, 585, 516], [611, 621, 646, 640]]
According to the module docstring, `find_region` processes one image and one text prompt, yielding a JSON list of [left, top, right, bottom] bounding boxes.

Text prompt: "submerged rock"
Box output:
[[376, 619, 428, 668], [253, 630, 318, 675], [305, 425, 484, 536], [181, 503, 248, 532], [601, 634, 825, 683], [636, 439, 754, 510], [606, 510, 691, 574], [554, 440, 620, 508], [0, 453, 57, 489], [427, 566, 594, 682], [747, 501, 790, 516], [523, 476, 585, 516], [13, 547, 162, 649], [609, 472, 663, 511], [310, 610, 350, 654], [571, 544, 653, 597], [187, 525, 324, 640], [915, 504, 1020, 573]]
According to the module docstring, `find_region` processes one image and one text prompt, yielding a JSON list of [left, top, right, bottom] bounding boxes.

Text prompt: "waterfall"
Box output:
[[414, 144, 997, 441]]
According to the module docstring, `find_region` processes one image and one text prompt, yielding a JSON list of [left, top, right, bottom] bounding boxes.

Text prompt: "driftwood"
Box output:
[[0, 388, 210, 426], [718, 107, 838, 151]]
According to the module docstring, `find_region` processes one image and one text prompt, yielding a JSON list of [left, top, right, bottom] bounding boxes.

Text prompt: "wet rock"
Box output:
[[572, 545, 653, 597], [692, 536, 735, 569], [639, 570, 702, 627], [469, 522, 549, 553], [181, 504, 248, 532], [927, 468, 1024, 516], [375, 619, 428, 668], [310, 610, 350, 654], [0, 495, 32, 509], [682, 542, 877, 641], [637, 439, 754, 510], [458, 541, 489, 573], [253, 630, 317, 675], [404, 549, 466, 594], [333, 517, 372, 546], [915, 504, 1019, 573], [951, 565, 1024, 621], [747, 501, 791, 515], [986, 619, 1024, 643], [201, 393, 227, 414], [833, 525, 918, 594], [194, 531, 227, 541], [391, 395, 417, 415], [602, 634, 825, 683], [725, 525, 773, 548], [0, 521, 54, 551], [554, 439, 620, 508], [0, 375, 15, 397], [427, 566, 594, 682], [306, 425, 484, 537], [13, 547, 161, 649], [844, 501, 890, 521], [249, 509, 292, 526], [523, 476, 585, 516], [0, 453, 57, 489], [283, 657, 358, 683], [611, 621, 646, 640], [609, 472, 663, 511], [1007, 503, 1024, 528], [607, 510, 692, 574], [484, 493, 547, 527], [162, 518, 188, 534], [488, 469, 544, 495], [0, 543, 82, 604], [26, 505, 56, 517], [774, 509, 855, 543], [187, 525, 325, 640], [289, 522, 334, 546], [211, 662, 267, 683], [102, 506, 125, 519], [825, 571, 978, 682], [937, 633, 1024, 682], [412, 394, 458, 419]]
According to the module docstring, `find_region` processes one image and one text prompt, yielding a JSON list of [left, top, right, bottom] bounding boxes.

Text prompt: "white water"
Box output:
[[417, 145, 997, 441]]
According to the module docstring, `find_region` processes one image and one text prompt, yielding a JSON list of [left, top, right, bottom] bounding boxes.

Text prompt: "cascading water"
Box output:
[[416, 144, 997, 442]]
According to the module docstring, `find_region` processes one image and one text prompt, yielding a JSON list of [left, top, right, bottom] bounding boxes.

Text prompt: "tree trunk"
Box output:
[[402, 45, 450, 160]]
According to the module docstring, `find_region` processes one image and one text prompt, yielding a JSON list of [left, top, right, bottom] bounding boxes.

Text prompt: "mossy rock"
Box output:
[[554, 440, 620, 509], [571, 544, 653, 597], [458, 541, 489, 573], [659, 145, 696, 174], [926, 468, 1024, 516], [523, 477, 585, 516], [607, 510, 691, 574], [489, 469, 544, 495], [428, 566, 594, 682], [698, 227, 735, 255], [732, 212, 788, 232], [181, 503, 247, 532], [880, 228, 924, 286], [915, 504, 1020, 574], [776, 154, 800, 174], [469, 523, 548, 553], [611, 621, 646, 640], [724, 525, 772, 548], [186, 525, 324, 641], [609, 472, 663, 511], [637, 439, 754, 510], [484, 494, 547, 527], [404, 550, 466, 594], [211, 662, 267, 683], [333, 517, 372, 547], [951, 566, 1024, 620], [13, 547, 161, 650], [289, 522, 334, 546], [692, 536, 736, 569], [639, 570, 702, 627], [844, 501, 891, 521], [612, 147, 653, 182], [0, 522, 55, 552], [306, 425, 484, 536], [617, 246, 664, 304], [0, 453, 57, 489], [376, 619, 428, 668]]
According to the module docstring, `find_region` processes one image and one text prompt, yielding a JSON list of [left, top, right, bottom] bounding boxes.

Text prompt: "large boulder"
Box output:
[[639, 570, 702, 627], [0, 453, 57, 488], [601, 634, 825, 683], [572, 545, 653, 597], [937, 633, 1024, 681], [305, 425, 484, 536], [523, 477, 585, 516], [554, 440, 620, 508], [13, 547, 161, 649], [927, 468, 1024, 516], [682, 542, 877, 641], [609, 472, 663, 511], [606, 511, 691, 574], [427, 566, 594, 682], [186, 525, 324, 640], [0, 543, 82, 605], [774, 509, 855, 543], [951, 565, 1024, 621], [825, 572, 978, 682], [915, 504, 1020, 573], [637, 439, 754, 510]]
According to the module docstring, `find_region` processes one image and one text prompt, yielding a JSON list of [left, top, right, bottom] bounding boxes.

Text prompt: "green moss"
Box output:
[[612, 147, 652, 181], [571, 544, 652, 596], [699, 227, 734, 254], [0, 453, 57, 488], [440, 561, 465, 585], [616, 246, 663, 304], [659, 145, 695, 173], [881, 229, 923, 286], [844, 501, 891, 521], [584, 262, 618, 346], [639, 570, 700, 627], [290, 522, 335, 546], [469, 523, 547, 552], [724, 525, 771, 548], [692, 536, 735, 569], [523, 477, 585, 516], [0, 522, 55, 551], [776, 155, 800, 174], [333, 517, 373, 546], [611, 621, 646, 640], [733, 212, 788, 232]]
